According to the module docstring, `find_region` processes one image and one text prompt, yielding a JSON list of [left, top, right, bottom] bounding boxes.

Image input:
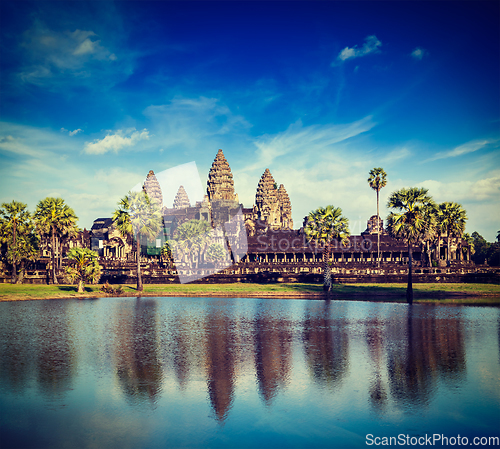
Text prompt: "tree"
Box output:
[[206, 243, 227, 268], [171, 219, 212, 269], [367, 168, 387, 267], [497, 230, 500, 243], [34, 197, 78, 285], [304, 205, 350, 292], [65, 247, 101, 293], [386, 187, 434, 304], [0, 201, 39, 283], [437, 202, 467, 265], [113, 191, 163, 291]]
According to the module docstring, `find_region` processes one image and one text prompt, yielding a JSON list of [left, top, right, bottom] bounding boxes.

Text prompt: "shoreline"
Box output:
[[1, 282, 500, 305]]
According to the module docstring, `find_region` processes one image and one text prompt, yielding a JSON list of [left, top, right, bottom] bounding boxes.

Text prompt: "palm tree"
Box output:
[[367, 168, 387, 267], [419, 203, 439, 267], [65, 247, 101, 293], [0, 201, 38, 283], [113, 191, 163, 291], [304, 205, 350, 292], [206, 243, 227, 269], [172, 219, 212, 269], [437, 202, 467, 266], [33, 197, 78, 284], [386, 187, 434, 304]]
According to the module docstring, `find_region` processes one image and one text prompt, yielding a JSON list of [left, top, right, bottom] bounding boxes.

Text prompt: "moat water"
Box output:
[[0, 297, 499, 448]]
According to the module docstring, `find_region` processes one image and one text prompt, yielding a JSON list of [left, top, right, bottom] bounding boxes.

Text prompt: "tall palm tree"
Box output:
[[386, 187, 434, 304], [0, 201, 37, 283], [33, 197, 78, 284], [367, 168, 387, 267], [304, 205, 350, 292], [437, 202, 467, 265], [65, 247, 101, 293], [113, 191, 163, 291]]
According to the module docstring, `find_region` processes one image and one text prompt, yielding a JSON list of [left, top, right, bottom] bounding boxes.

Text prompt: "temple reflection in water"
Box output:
[[0, 298, 500, 447]]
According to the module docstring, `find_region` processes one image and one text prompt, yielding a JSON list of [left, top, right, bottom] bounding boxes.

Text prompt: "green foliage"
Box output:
[[367, 167, 387, 193], [171, 219, 212, 268], [304, 205, 350, 291], [386, 187, 435, 304], [113, 191, 163, 291], [0, 201, 39, 283], [386, 187, 435, 246], [100, 281, 124, 295], [34, 197, 78, 284], [65, 247, 101, 293], [206, 243, 227, 265], [471, 231, 500, 266]]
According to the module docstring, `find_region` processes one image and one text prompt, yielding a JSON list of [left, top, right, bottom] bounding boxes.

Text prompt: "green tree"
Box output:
[[0, 201, 39, 283], [437, 202, 467, 265], [367, 168, 387, 267], [171, 219, 212, 269], [304, 205, 350, 292], [386, 187, 434, 304], [33, 197, 78, 284], [113, 191, 163, 291], [206, 243, 227, 268], [65, 247, 101, 293]]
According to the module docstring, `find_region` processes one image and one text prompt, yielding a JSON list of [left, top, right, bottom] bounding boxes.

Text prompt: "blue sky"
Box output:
[[0, 1, 499, 240]]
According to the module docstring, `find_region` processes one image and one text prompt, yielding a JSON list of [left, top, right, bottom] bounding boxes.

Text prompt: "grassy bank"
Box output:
[[0, 282, 499, 305]]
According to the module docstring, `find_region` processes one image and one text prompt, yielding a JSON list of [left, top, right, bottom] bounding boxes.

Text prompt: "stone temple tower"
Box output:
[[142, 170, 163, 208], [277, 184, 293, 230], [254, 169, 293, 230], [173, 185, 190, 209], [207, 149, 241, 226], [207, 149, 238, 202]]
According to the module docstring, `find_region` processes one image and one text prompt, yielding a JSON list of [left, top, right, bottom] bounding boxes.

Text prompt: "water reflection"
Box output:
[[1, 297, 499, 448], [113, 299, 163, 404], [205, 302, 237, 421], [254, 300, 292, 405], [303, 301, 349, 389], [386, 306, 466, 411]]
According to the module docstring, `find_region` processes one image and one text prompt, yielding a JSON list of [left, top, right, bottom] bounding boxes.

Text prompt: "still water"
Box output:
[[0, 297, 499, 449]]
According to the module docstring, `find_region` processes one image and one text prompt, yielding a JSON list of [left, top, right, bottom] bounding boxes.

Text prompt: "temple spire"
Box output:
[[207, 149, 237, 201]]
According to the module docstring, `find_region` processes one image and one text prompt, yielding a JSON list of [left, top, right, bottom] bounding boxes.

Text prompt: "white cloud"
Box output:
[[61, 128, 83, 136], [424, 138, 499, 162], [411, 47, 428, 60], [333, 35, 382, 65], [83, 128, 150, 155]]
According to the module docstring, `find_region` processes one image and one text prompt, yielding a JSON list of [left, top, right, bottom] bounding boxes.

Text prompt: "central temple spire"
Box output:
[[207, 149, 237, 201]]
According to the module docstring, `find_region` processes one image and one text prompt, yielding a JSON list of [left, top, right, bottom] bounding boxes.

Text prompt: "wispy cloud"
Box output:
[[84, 128, 150, 155], [333, 35, 382, 66], [61, 128, 83, 136], [411, 47, 428, 60], [249, 116, 376, 170], [14, 21, 132, 90], [424, 138, 499, 162]]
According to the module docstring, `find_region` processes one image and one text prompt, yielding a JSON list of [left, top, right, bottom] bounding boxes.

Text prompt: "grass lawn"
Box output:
[[0, 282, 499, 304]]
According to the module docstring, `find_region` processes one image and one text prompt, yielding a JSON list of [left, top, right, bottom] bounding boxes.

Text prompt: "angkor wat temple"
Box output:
[[12, 149, 486, 285], [74, 148, 486, 285]]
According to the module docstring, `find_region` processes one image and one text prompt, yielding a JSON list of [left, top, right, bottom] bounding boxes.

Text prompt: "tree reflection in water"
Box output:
[[386, 306, 466, 410], [302, 301, 349, 389]]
